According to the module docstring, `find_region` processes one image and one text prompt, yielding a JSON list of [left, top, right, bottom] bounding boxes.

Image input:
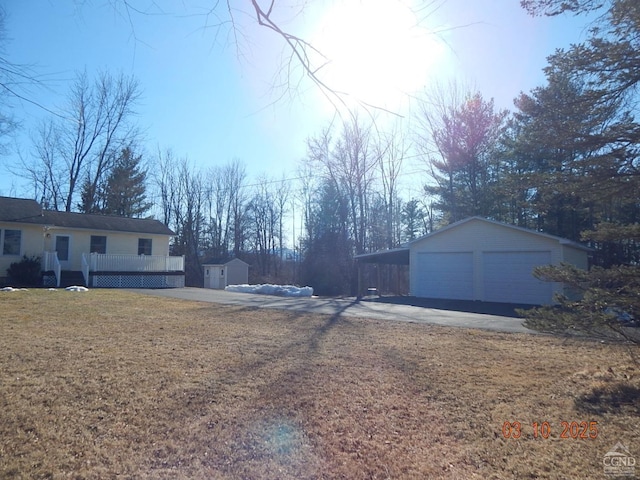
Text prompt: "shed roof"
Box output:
[[202, 257, 249, 267], [0, 196, 174, 236]]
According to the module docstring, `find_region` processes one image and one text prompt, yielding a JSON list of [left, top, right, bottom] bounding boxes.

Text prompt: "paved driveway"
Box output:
[[129, 287, 535, 334]]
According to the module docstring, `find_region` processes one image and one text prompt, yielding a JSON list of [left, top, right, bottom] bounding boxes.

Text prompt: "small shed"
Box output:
[[203, 258, 249, 289]]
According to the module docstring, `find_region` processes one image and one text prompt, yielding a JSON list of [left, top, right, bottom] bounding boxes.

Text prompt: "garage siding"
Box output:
[[562, 245, 589, 270]]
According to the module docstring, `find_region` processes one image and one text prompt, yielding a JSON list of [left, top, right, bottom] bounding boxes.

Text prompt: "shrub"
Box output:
[[7, 255, 42, 287]]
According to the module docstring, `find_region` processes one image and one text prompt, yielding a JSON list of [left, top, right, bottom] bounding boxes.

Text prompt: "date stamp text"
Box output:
[[502, 421, 598, 440]]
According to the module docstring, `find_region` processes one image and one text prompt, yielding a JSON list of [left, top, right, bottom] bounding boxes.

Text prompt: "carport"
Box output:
[[355, 247, 409, 298]]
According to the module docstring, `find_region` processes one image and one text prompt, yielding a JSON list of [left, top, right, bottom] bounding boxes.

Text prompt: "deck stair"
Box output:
[[59, 270, 86, 288]]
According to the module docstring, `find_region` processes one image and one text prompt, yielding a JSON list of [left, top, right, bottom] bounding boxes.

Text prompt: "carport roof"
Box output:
[[355, 247, 410, 265]]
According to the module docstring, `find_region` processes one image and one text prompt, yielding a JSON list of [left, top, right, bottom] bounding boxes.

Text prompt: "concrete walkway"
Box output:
[[129, 287, 536, 334]]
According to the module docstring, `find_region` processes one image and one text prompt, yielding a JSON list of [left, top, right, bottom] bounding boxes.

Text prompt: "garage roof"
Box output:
[[411, 217, 593, 252]]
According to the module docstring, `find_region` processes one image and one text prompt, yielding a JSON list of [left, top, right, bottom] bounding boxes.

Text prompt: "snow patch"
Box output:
[[65, 285, 89, 292], [225, 284, 313, 297], [1, 286, 28, 292]]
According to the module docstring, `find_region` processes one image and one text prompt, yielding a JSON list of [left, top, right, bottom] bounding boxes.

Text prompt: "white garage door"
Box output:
[[414, 252, 474, 300], [483, 251, 552, 304]]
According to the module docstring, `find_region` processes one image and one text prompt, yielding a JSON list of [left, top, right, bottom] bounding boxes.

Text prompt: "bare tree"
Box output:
[[22, 71, 141, 211], [333, 115, 378, 254], [297, 160, 318, 241], [28, 120, 61, 209], [0, 6, 33, 150], [247, 175, 275, 278], [156, 156, 206, 286], [307, 114, 379, 254], [226, 158, 248, 257], [154, 147, 179, 227], [273, 174, 290, 272], [245, 173, 290, 280], [375, 122, 409, 248], [205, 164, 229, 258], [204, 158, 249, 259]]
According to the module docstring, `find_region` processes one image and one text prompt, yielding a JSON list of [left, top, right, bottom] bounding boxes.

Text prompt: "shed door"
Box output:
[[414, 252, 473, 300], [209, 268, 221, 289], [482, 251, 553, 305]]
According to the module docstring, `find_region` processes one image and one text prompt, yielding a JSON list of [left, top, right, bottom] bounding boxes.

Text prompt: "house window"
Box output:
[[90, 235, 107, 254], [2, 229, 21, 256], [138, 238, 152, 255], [221, 268, 224, 276]]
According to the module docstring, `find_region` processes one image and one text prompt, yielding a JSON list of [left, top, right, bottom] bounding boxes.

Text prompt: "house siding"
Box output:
[[45, 228, 171, 271], [0, 223, 46, 280]]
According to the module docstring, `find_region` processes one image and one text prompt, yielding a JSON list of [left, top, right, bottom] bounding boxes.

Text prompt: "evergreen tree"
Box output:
[[517, 0, 640, 342], [78, 175, 104, 214], [103, 148, 152, 217], [419, 91, 507, 222], [504, 72, 619, 241], [401, 199, 426, 241]]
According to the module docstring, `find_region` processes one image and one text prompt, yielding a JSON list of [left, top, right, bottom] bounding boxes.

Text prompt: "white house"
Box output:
[[356, 217, 591, 305], [0, 196, 184, 288], [203, 258, 249, 289]]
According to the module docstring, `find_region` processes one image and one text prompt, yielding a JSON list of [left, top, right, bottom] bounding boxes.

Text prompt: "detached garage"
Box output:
[[356, 217, 590, 305], [409, 217, 589, 305]]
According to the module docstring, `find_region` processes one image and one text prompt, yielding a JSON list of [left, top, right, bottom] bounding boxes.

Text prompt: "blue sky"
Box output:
[[1, 0, 592, 199]]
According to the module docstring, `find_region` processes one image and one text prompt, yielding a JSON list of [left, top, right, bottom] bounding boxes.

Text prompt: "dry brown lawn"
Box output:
[[0, 289, 638, 479]]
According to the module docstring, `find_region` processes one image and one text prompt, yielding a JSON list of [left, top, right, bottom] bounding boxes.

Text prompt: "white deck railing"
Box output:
[[42, 251, 61, 287], [83, 253, 185, 272]]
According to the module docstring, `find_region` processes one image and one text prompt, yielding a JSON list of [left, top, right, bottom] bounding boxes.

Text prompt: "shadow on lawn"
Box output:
[[575, 383, 640, 415], [306, 299, 359, 352], [362, 295, 536, 318]]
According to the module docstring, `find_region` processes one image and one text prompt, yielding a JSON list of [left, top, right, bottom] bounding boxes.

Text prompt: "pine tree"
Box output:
[[420, 91, 507, 222], [517, 0, 640, 343], [504, 72, 618, 241], [103, 148, 152, 217], [401, 199, 425, 241], [78, 175, 104, 214]]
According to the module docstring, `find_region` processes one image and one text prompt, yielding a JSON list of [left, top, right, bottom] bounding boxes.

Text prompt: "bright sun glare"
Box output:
[[312, 0, 445, 111]]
